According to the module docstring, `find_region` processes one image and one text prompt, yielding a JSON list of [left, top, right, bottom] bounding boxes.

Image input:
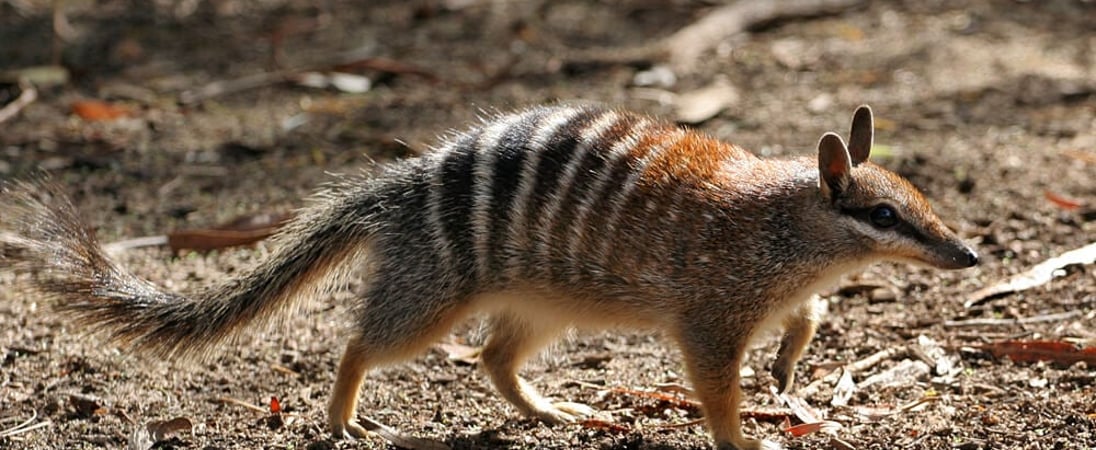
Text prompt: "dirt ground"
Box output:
[[1, 0, 1094, 449]]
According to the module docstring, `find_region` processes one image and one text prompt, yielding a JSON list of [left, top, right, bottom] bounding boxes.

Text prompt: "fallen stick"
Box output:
[[944, 310, 1083, 328], [563, 0, 864, 71], [178, 70, 294, 105], [664, 0, 865, 71], [965, 242, 1096, 308], [357, 415, 451, 450], [213, 396, 267, 414], [797, 346, 906, 399], [976, 339, 1096, 366], [0, 79, 37, 124], [0, 410, 51, 438]]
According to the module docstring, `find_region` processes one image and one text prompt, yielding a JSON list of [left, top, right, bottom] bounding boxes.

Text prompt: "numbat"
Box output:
[[1, 105, 977, 450]]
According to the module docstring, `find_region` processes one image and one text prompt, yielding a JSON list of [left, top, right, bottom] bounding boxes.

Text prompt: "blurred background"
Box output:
[[1, 1, 1093, 449]]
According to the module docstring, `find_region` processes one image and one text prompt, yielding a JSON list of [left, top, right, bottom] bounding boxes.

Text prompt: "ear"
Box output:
[[818, 132, 852, 199], [847, 105, 873, 165]]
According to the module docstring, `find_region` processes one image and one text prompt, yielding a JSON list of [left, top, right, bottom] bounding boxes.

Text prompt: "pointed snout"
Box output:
[[955, 244, 979, 268], [929, 240, 979, 270]]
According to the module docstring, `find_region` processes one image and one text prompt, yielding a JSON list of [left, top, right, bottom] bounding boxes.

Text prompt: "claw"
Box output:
[[531, 401, 600, 424], [331, 417, 450, 450], [552, 401, 597, 419], [771, 361, 794, 394], [720, 438, 785, 450]]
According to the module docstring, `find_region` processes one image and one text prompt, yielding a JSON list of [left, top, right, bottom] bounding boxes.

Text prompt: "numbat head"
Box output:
[[0, 104, 977, 450]]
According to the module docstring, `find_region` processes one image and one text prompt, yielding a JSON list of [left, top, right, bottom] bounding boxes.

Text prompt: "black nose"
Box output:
[[965, 248, 980, 267]]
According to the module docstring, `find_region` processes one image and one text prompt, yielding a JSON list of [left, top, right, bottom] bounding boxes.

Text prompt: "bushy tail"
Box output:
[[0, 179, 379, 360]]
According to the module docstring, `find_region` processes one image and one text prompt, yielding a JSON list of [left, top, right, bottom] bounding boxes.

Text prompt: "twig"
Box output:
[[213, 396, 267, 414], [965, 242, 1096, 308], [563, 0, 864, 71], [271, 364, 301, 377], [1061, 149, 1096, 165], [357, 415, 451, 450], [797, 347, 906, 399], [178, 53, 438, 104], [0, 79, 37, 124], [944, 310, 1083, 328], [0, 410, 36, 436], [0, 410, 51, 438], [652, 418, 706, 429], [102, 235, 169, 255], [178, 70, 294, 105], [664, 0, 865, 71]]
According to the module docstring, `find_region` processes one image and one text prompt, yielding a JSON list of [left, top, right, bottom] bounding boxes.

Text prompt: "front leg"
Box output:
[[676, 314, 783, 450], [771, 298, 820, 393]]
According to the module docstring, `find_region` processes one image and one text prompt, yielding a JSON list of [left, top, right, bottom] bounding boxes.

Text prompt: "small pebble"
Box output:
[[869, 287, 897, 303]]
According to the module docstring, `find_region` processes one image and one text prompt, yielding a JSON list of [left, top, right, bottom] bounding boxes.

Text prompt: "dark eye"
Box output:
[[869, 205, 899, 228]]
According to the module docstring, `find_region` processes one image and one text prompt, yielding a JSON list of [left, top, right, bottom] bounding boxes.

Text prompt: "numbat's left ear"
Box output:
[[847, 105, 873, 165], [818, 132, 852, 199]]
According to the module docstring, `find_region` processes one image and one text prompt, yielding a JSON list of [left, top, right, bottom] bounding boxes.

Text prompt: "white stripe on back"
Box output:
[[471, 112, 530, 281], [533, 111, 621, 262], [425, 140, 463, 267], [504, 107, 585, 277], [593, 129, 683, 264], [564, 119, 653, 264]]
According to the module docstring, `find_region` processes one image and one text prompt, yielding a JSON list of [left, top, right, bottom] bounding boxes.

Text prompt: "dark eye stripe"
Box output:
[[840, 206, 885, 224], [841, 206, 932, 243]]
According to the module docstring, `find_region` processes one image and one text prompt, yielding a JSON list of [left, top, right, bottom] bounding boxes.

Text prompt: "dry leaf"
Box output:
[[167, 211, 294, 252], [580, 418, 630, 433], [978, 340, 1096, 366], [1044, 190, 1084, 210], [858, 359, 930, 390], [611, 386, 702, 411], [965, 242, 1096, 307], [1061, 149, 1096, 164], [771, 385, 826, 424], [830, 369, 855, 407], [69, 394, 107, 418], [71, 100, 132, 121], [851, 396, 938, 423], [783, 420, 841, 437], [674, 79, 739, 124]]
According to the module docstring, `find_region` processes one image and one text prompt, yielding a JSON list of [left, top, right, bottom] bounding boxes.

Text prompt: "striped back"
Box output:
[[408, 105, 751, 289]]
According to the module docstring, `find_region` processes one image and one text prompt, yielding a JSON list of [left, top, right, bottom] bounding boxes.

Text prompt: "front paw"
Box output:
[[718, 438, 785, 450], [770, 359, 795, 394], [329, 419, 370, 439], [534, 401, 599, 424], [331, 417, 450, 450]]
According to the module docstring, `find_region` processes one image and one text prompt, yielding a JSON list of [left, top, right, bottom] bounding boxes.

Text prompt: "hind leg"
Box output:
[[480, 311, 594, 424], [328, 287, 470, 447]]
